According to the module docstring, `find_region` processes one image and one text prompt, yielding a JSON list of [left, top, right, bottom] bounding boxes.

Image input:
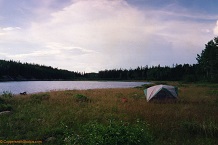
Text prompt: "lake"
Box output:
[[0, 81, 149, 94]]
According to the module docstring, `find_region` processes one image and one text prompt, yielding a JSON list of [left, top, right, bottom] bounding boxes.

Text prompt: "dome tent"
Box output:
[[144, 85, 178, 102]]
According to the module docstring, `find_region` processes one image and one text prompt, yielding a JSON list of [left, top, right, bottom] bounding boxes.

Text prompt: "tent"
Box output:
[[144, 85, 178, 102]]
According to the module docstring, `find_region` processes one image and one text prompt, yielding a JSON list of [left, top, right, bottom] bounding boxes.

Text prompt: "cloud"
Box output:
[[30, 0, 151, 43], [0, 0, 216, 72], [0, 26, 20, 37], [26, 0, 158, 71], [214, 20, 218, 35], [2, 27, 21, 31]]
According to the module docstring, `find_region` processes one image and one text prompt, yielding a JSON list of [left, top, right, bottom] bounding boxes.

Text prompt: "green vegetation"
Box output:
[[181, 120, 218, 138], [197, 37, 218, 82], [30, 93, 50, 103], [73, 94, 90, 102], [0, 103, 12, 112], [0, 60, 83, 81], [64, 120, 153, 145], [0, 82, 217, 144], [0, 91, 13, 112], [1, 91, 14, 99]]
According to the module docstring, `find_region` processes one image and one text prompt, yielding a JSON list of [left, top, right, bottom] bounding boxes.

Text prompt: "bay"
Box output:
[[0, 81, 149, 94]]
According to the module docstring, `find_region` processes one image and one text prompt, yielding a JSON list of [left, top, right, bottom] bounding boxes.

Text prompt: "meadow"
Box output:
[[0, 82, 217, 144]]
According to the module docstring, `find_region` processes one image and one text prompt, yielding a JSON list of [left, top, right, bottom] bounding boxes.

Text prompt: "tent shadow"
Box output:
[[149, 98, 178, 104]]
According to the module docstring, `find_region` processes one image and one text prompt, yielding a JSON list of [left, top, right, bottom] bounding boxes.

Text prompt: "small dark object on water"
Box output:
[[20, 92, 27, 95]]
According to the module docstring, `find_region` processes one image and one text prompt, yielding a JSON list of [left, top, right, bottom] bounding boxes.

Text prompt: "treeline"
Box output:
[[0, 60, 215, 82], [0, 60, 83, 81], [0, 60, 200, 82], [86, 64, 199, 82]]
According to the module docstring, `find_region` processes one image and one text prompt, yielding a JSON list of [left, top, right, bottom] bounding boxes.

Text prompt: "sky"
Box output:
[[0, 0, 218, 72]]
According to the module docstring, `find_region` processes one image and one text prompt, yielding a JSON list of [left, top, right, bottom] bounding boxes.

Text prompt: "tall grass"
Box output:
[[0, 83, 217, 144]]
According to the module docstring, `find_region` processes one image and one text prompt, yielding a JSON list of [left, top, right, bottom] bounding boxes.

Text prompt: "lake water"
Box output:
[[0, 81, 149, 94]]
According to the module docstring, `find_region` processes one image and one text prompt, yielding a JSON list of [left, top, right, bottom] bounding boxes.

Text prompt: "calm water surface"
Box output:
[[0, 81, 149, 94]]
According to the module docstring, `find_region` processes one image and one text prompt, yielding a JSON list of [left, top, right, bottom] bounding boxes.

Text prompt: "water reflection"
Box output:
[[0, 81, 148, 94]]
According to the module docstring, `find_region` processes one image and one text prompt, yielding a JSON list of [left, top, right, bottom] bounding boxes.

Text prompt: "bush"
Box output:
[[0, 104, 12, 112], [74, 94, 89, 102], [64, 120, 153, 145], [0, 94, 13, 112], [30, 93, 50, 103], [1, 91, 13, 99], [0, 97, 6, 104]]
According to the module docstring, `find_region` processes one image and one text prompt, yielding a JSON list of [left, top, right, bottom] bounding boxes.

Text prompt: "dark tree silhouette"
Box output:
[[197, 37, 218, 82], [0, 60, 83, 81]]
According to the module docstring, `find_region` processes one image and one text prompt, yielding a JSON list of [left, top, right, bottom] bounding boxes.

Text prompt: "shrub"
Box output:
[[0, 104, 12, 112], [0, 97, 6, 104], [30, 93, 50, 103], [74, 94, 89, 102], [1, 91, 13, 99], [64, 120, 153, 145], [0, 94, 13, 112]]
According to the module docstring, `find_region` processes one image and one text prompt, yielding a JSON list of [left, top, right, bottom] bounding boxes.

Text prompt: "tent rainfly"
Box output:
[[144, 85, 178, 102]]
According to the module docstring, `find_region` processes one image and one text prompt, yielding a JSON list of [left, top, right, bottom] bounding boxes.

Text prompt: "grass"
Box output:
[[64, 119, 153, 145], [0, 82, 217, 144], [0, 91, 13, 112]]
